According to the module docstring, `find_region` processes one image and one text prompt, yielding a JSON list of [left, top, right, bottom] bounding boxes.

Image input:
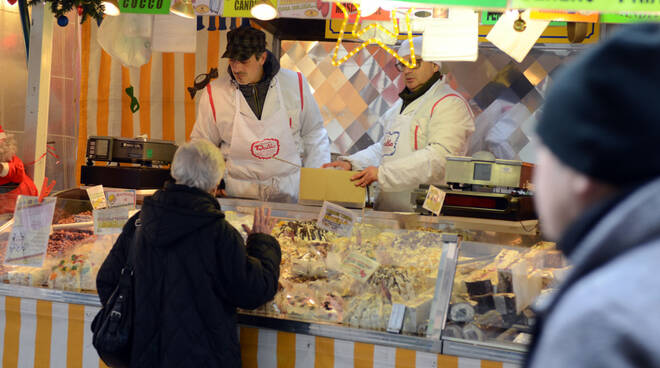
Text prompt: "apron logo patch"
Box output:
[[382, 131, 400, 156], [250, 138, 281, 160]]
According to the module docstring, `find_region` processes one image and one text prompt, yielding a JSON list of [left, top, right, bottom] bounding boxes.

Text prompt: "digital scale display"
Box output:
[[473, 163, 492, 181], [96, 139, 109, 156]]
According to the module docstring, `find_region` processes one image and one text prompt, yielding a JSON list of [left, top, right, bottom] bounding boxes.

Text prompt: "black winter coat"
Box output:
[[96, 182, 281, 368]]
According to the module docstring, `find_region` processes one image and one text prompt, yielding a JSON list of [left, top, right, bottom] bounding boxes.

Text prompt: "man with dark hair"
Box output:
[[191, 25, 329, 203], [323, 36, 474, 211], [526, 24, 660, 367]]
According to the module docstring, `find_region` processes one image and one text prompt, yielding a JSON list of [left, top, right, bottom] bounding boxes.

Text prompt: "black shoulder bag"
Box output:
[[91, 220, 142, 368]]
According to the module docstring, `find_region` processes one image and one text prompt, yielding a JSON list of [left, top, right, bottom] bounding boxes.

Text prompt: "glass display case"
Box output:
[[0, 196, 564, 363], [0, 197, 118, 294]]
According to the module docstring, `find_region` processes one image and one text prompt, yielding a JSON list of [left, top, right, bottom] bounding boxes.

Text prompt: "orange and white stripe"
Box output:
[[76, 16, 273, 182], [0, 296, 107, 368], [1, 296, 519, 368]]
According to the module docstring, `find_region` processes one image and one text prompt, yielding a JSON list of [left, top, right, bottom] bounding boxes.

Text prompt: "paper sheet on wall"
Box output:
[[486, 9, 550, 63], [5, 196, 57, 267], [151, 15, 197, 53], [422, 9, 479, 62]]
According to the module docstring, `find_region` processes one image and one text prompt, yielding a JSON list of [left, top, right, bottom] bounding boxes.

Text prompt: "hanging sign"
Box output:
[[482, 11, 565, 26], [530, 10, 599, 22], [278, 0, 330, 19], [118, 0, 171, 14], [392, 0, 507, 7], [5, 196, 57, 267], [511, 0, 660, 13], [224, 0, 278, 17], [600, 13, 660, 23], [330, 2, 391, 21]]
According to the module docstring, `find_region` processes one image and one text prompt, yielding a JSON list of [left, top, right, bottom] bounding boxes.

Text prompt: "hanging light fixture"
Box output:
[[170, 0, 195, 19], [250, 0, 277, 20], [102, 0, 120, 16]]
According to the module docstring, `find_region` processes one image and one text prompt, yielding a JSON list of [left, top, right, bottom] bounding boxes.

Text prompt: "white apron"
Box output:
[[225, 79, 301, 202], [375, 92, 433, 212]]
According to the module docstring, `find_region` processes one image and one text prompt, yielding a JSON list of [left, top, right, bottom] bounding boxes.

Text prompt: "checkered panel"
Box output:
[[281, 41, 581, 161]]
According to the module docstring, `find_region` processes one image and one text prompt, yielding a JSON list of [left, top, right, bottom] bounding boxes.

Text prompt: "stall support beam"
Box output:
[[22, 2, 54, 194]]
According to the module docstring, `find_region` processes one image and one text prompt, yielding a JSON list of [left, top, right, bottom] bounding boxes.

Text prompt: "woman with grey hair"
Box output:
[[96, 139, 281, 368]]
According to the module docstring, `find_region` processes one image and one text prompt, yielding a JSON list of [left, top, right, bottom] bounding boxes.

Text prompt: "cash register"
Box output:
[[413, 155, 536, 220], [81, 136, 178, 189]]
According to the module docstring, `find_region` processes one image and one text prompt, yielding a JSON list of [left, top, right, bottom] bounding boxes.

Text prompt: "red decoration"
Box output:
[[7, 0, 18, 5], [78, 5, 83, 16]]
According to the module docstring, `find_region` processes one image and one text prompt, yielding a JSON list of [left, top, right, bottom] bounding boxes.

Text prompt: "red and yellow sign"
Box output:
[[530, 10, 599, 22]]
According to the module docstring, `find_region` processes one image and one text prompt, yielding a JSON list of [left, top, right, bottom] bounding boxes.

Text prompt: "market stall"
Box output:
[[0, 195, 556, 367]]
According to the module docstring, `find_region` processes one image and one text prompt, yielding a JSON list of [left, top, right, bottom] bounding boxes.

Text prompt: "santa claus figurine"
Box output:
[[1, 124, 39, 213]]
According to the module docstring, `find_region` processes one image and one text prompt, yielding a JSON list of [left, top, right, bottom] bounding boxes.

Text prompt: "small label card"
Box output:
[[422, 185, 446, 216], [86, 185, 108, 210], [317, 201, 356, 237]]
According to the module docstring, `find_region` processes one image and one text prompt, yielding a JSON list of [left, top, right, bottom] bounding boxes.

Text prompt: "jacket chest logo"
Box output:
[[383, 131, 400, 157], [250, 138, 280, 160]]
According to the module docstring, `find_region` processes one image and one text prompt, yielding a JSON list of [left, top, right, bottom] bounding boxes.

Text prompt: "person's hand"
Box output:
[[350, 166, 378, 187], [322, 160, 352, 171], [242, 207, 274, 235]]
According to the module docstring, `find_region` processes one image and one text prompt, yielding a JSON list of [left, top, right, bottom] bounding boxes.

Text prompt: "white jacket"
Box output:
[[191, 68, 330, 201], [343, 78, 475, 192]]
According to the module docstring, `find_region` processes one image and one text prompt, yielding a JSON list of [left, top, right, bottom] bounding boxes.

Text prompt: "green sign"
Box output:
[[392, 0, 507, 8], [511, 0, 660, 13], [600, 13, 660, 23], [118, 0, 171, 14], [481, 11, 566, 25]]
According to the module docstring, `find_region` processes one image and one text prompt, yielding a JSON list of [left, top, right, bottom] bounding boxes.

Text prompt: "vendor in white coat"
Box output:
[[323, 37, 475, 211], [191, 26, 330, 203]]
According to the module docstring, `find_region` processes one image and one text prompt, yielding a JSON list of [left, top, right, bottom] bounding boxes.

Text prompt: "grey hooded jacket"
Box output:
[[526, 176, 660, 367]]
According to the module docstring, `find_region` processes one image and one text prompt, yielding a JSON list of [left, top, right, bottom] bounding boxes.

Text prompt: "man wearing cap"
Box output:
[[525, 24, 660, 367], [0, 125, 39, 213], [323, 36, 474, 211], [191, 25, 329, 203]]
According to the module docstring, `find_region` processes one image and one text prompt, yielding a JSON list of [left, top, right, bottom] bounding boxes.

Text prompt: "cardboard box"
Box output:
[[299, 168, 366, 208]]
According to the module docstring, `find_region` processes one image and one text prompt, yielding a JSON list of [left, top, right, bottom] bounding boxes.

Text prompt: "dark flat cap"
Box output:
[[537, 24, 660, 186], [222, 25, 266, 61]]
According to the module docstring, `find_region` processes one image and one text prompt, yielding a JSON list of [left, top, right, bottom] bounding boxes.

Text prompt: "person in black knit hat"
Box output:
[[526, 24, 660, 367]]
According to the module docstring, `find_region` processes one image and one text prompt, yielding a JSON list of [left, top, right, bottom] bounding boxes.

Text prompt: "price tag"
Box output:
[[422, 185, 446, 216], [317, 201, 356, 237], [5, 196, 57, 267], [105, 189, 136, 208], [94, 207, 130, 235], [86, 185, 107, 210], [340, 251, 380, 283], [387, 303, 407, 334]]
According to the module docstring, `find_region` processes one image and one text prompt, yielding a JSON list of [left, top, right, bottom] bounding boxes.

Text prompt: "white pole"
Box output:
[[23, 1, 54, 195]]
